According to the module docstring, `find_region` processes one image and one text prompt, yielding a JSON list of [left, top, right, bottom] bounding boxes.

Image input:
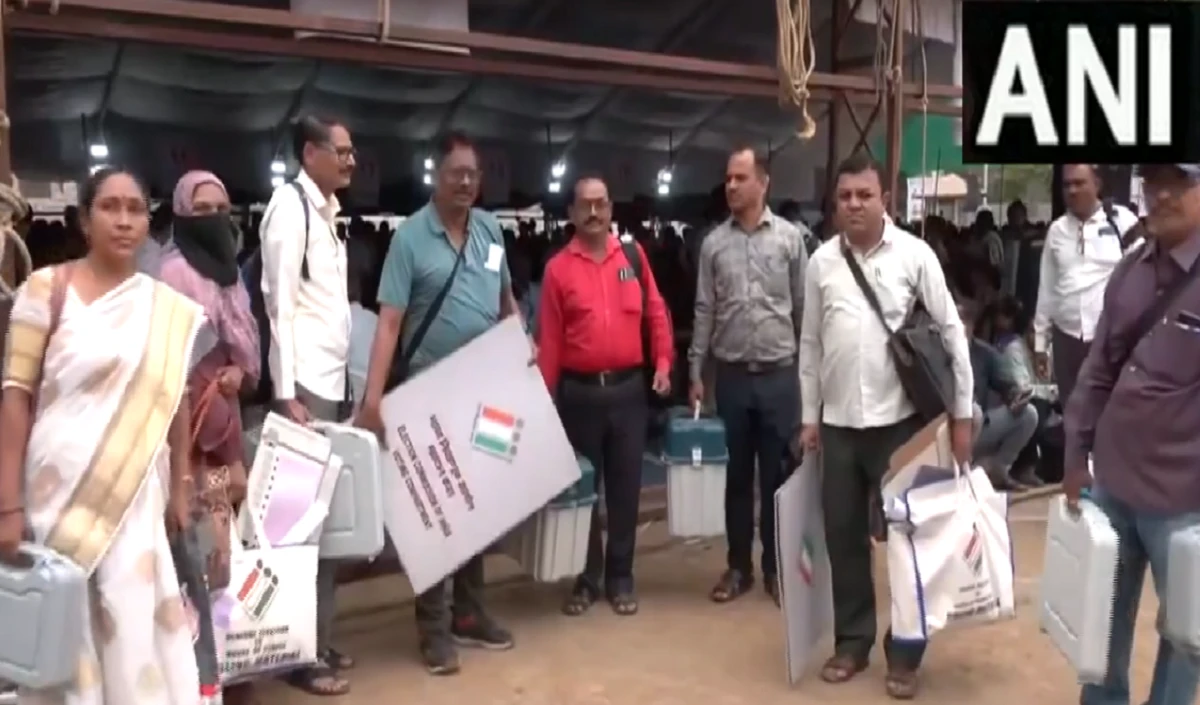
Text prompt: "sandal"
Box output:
[[323, 647, 356, 671], [561, 580, 599, 617], [885, 668, 919, 700], [285, 664, 350, 697], [819, 654, 868, 684], [608, 592, 639, 616], [710, 569, 754, 603]]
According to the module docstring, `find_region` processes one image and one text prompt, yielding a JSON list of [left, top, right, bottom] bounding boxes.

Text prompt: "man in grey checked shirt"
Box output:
[[688, 145, 807, 606]]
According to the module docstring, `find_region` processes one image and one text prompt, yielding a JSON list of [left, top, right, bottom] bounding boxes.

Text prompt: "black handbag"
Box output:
[[841, 246, 954, 421]]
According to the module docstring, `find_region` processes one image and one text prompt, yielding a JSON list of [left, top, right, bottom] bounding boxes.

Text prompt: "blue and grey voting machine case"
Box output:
[[0, 543, 87, 689], [313, 423, 385, 560], [663, 407, 728, 465]]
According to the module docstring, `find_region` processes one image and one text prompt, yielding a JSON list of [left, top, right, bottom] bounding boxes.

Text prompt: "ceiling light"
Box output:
[[423, 158, 434, 171], [270, 175, 285, 188], [658, 168, 673, 184], [89, 163, 106, 175], [270, 160, 286, 175], [89, 143, 108, 159], [548, 180, 562, 194], [657, 183, 670, 197], [423, 173, 433, 186], [550, 161, 566, 179]]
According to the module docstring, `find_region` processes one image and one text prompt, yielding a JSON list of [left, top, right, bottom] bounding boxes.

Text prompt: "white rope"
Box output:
[[377, 0, 391, 42], [913, 0, 930, 237], [0, 110, 32, 300], [775, 0, 817, 140]]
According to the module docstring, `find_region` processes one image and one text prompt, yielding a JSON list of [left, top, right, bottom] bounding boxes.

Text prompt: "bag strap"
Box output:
[[1102, 200, 1144, 251], [620, 237, 648, 314], [190, 378, 223, 448], [257, 182, 312, 282], [289, 181, 313, 282], [1115, 244, 1200, 370], [840, 244, 896, 339], [402, 237, 467, 367]]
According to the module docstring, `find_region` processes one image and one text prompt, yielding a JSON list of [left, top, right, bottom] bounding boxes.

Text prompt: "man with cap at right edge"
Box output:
[[1064, 163, 1200, 705]]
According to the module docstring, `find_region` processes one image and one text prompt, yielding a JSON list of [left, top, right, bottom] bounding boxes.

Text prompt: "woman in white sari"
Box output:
[[0, 168, 205, 705]]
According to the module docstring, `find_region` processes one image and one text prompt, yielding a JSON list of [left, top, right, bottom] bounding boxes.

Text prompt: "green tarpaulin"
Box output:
[[870, 114, 962, 177]]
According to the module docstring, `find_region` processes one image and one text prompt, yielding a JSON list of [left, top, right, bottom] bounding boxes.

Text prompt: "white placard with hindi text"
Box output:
[[378, 317, 580, 594], [775, 453, 834, 684]]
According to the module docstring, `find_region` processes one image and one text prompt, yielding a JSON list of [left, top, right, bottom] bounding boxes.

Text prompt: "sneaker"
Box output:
[[419, 634, 461, 676], [451, 611, 515, 651]]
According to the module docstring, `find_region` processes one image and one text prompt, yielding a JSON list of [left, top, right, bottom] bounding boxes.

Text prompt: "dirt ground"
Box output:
[[258, 494, 1168, 705]]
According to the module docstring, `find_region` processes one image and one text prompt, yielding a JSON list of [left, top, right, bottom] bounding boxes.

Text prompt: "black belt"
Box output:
[[718, 358, 794, 375], [561, 366, 641, 387]]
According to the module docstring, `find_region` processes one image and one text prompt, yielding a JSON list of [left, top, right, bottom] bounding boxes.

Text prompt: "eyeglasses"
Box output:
[[320, 143, 357, 162], [441, 167, 481, 184]]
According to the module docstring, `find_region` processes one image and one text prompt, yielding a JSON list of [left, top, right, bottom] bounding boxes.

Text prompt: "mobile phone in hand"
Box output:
[[1011, 389, 1033, 409]]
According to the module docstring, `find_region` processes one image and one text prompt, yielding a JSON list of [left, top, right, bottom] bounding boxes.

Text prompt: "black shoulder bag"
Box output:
[[842, 246, 954, 421], [385, 241, 467, 390]]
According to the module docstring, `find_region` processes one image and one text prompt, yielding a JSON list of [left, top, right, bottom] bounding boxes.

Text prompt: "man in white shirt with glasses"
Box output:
[[1034, 164, 1140, 405], [261, 114, 356, 697]]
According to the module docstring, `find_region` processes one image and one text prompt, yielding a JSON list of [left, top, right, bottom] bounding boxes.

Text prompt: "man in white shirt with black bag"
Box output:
[[255, 114, 356, 697], [1034, 163, 1141, 406], [797, 153, 974, 700]]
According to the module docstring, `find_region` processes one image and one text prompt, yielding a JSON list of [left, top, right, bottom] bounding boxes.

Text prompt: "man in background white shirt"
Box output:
[[260, 115, 355, 697], [1034, 164, 1140, 405], [797, 153, 974, 700]]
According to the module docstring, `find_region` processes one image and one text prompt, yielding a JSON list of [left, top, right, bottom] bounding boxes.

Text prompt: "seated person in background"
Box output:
[[991, 295, 1037, 390], [960, 299, 1039, 491], [990, 295, 1051, 487]]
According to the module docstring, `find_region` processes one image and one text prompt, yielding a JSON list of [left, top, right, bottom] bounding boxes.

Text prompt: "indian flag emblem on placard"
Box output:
[[963, 524, 984, 576], [471, 405, 523, 460], [798, 536, 816, 586]]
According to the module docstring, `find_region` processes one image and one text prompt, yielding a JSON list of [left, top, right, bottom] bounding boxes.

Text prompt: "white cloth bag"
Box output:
[[884, 465, 1015, 642], [210, 530, 319, 684]]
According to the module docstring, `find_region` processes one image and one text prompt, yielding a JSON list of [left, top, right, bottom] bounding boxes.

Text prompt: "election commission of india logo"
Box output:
[[212, 558, 281, 628], [471, 404, 523, 461]]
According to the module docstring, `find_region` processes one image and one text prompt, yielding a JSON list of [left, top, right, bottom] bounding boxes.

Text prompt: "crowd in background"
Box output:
[[12, 185, 1128, 487]]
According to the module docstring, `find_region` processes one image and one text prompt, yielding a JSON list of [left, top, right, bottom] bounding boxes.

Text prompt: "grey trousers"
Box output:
[[821, 415, 927, 669], [281, 384, 345, 654], [414, 555, 487, 639], [1052, 325, 1092, 408]]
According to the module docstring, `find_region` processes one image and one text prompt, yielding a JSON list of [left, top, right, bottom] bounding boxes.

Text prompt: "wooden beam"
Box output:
[[839, 92, 883, 159], [557, 0, 727, 161], [884, 0, 906, 215], [14, 0, 962, 100], [8, 12, 962, 113], [433, 0, 571, 138], [0, 4, 18, 293]]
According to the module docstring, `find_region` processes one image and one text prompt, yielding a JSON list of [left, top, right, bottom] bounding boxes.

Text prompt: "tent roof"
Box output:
[[7, 0, 954, 199]]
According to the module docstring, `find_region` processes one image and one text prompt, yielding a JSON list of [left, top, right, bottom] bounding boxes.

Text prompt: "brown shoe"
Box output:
[[819, 653, 868, 684], [885, 667, 919, 700]]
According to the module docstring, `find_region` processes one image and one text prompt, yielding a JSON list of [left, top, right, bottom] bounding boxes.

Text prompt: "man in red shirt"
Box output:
[[537, 174, 673, 617]]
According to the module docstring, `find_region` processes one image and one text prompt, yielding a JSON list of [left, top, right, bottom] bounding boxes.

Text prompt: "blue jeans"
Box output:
[[1082, 487, 1200, 705]]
